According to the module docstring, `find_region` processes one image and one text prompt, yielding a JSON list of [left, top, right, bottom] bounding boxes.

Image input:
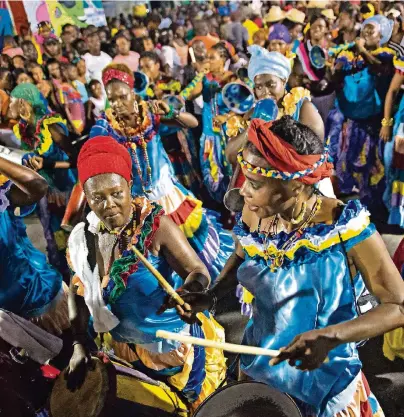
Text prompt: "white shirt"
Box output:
[[83, 51, 112, 82]]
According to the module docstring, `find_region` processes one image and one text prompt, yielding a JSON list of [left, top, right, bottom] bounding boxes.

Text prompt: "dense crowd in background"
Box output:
[[3, 1, 404, 416]]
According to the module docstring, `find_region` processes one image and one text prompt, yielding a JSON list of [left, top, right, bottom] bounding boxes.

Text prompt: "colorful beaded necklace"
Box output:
[[107, 102, 155, 194], [263, 196, 322, 272]]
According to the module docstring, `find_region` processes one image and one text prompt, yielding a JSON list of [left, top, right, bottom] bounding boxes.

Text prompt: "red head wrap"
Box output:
[[102, 68, 135, 89], [247, 119, 333, 184], [78, 136, 132, 185]]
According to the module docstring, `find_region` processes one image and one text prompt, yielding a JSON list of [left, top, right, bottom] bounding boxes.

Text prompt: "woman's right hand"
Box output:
[[380, 125, 393, 142], [65, 343, 93, 392]]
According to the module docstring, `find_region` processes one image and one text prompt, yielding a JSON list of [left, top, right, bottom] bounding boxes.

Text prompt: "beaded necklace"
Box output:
[[263, 196, 322, 272], [108, 103, 154, 194]]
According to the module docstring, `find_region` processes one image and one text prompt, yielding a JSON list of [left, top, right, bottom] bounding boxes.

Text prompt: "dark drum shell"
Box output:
[[194, 381, 302, 417]]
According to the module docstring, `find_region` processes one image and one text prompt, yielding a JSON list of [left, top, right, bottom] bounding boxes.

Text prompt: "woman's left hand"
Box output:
[[269, 329, 338, 371], [24, 156, 44, 171], [150, 100, 171, 116]]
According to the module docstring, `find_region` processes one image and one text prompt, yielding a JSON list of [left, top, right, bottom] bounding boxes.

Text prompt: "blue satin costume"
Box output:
[[200, 74, 232, 202], [90, 110, 234, 283], [383, 56, 404, 227], [234, 200, 375, 416], [0, 181, 63, 318]]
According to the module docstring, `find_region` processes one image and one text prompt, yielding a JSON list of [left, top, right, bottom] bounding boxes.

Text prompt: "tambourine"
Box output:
[[222, 82, 255, 115], [252, 98, 279, 122], [309, 45, 326, 69]]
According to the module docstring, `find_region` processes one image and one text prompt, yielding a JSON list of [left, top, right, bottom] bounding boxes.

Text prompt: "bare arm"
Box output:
[[329, 232, 404, 343], [299, 100, 325, 141], [152, 215, 211, 291], [225, 130, 248, 168], [161, 111, 199, 129], [380, 72, 404, 141], [0, 156, 48, 206]]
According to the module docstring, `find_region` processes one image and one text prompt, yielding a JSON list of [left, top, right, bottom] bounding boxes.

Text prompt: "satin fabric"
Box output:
[[200, 75, 232, 202], [90, 115, 234, 283], [0, 184, 62, 318], [234, 200, 375, 416]]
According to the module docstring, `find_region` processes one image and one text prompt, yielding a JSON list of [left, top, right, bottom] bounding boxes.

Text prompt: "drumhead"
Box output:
[[194, 381, 302, 417], [50, 357, 116, 417]]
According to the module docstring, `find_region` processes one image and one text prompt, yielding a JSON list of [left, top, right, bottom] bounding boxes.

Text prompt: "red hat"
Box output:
[[78, 136, 132, 185]]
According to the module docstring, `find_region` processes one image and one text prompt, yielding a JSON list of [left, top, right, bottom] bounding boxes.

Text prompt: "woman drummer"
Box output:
[[90, 63, 234, 283], [66, 136, 226, 410], [178, 116, 404, 416]]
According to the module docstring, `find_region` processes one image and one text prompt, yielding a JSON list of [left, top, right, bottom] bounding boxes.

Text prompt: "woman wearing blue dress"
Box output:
[[183, 42, 236, 203], [0, 156, 68, 335], [8, 84, 77, 280], [183, 117, 404, 416], [380, 55, 404, 227], [326, 15, 396, 212], [89, 63, 234, 282], [66, 136, 226, 411]]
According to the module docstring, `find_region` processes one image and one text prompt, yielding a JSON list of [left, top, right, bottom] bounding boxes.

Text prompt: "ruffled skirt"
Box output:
[[100, 312, 226, 411], [327, 108, 385, 208], [383, 96, 404, 227], [155, 181, 234, 282]]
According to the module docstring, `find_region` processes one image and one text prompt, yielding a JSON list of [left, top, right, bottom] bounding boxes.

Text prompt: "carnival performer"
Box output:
[[183, 42, 237, 203], [327, 15, 396, 212], [295, 13, 336, 123], [380, 55, 404, 227], [177, 116, 404, 417], [66, 136, 226, 410], [90, 64, 234, 281], [225, 45, 334, 199], [0, 156, 69, 336], [8, 83, 77, 280], [140, 53, 202, 196]]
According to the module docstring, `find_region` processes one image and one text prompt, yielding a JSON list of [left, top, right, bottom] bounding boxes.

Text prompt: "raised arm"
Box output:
[[0, 156, 48, 206]]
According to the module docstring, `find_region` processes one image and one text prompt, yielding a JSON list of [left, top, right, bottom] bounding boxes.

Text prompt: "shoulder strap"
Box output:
[[84, 218, 97, 272], [338, 231, 361, 316]]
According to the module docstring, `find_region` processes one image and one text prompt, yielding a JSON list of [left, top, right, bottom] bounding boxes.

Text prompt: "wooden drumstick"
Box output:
[[132, 246, 196, 309], [156, 330, 280, 357]]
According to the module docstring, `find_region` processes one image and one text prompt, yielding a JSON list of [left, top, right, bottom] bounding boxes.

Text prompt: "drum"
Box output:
[[194, 381, 302, 417], [49, 355, 188, 417], [309, 45, 326, 69], [61, 182, 87, 232], [222, 83, 255, 115], [162, 95, 184, 111], [252, 98, 278, 122]]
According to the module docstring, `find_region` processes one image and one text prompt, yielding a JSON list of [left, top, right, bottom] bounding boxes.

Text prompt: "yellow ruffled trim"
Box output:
[[0, 174, 9, 187], [38, 116, 66, 155], [226, 115, 248, 138], [371, 46, 396, 57], [241, 216, 370, 261], [383, 328, 404, 361], [282, 87, 311, 117], [392, 181, 404, 195], [179, 196, 203, 239], [394, 55, 404, 72]]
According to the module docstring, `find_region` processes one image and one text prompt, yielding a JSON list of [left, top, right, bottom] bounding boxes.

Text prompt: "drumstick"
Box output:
[[132, 246, 190, 308], [156, 329, 280, 357], [189, 47, 196, 64]]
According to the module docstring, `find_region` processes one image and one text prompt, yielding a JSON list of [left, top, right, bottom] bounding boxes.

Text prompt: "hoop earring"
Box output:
[[290, 197, 307, 225], [19, 111, 31, 121]]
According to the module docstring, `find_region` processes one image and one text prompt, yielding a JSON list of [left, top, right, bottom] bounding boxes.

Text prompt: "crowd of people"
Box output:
[[2, 1, 404, 416]]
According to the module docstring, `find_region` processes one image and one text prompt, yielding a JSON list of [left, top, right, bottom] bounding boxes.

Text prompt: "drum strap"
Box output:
[[84, 219, 97, 271]]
